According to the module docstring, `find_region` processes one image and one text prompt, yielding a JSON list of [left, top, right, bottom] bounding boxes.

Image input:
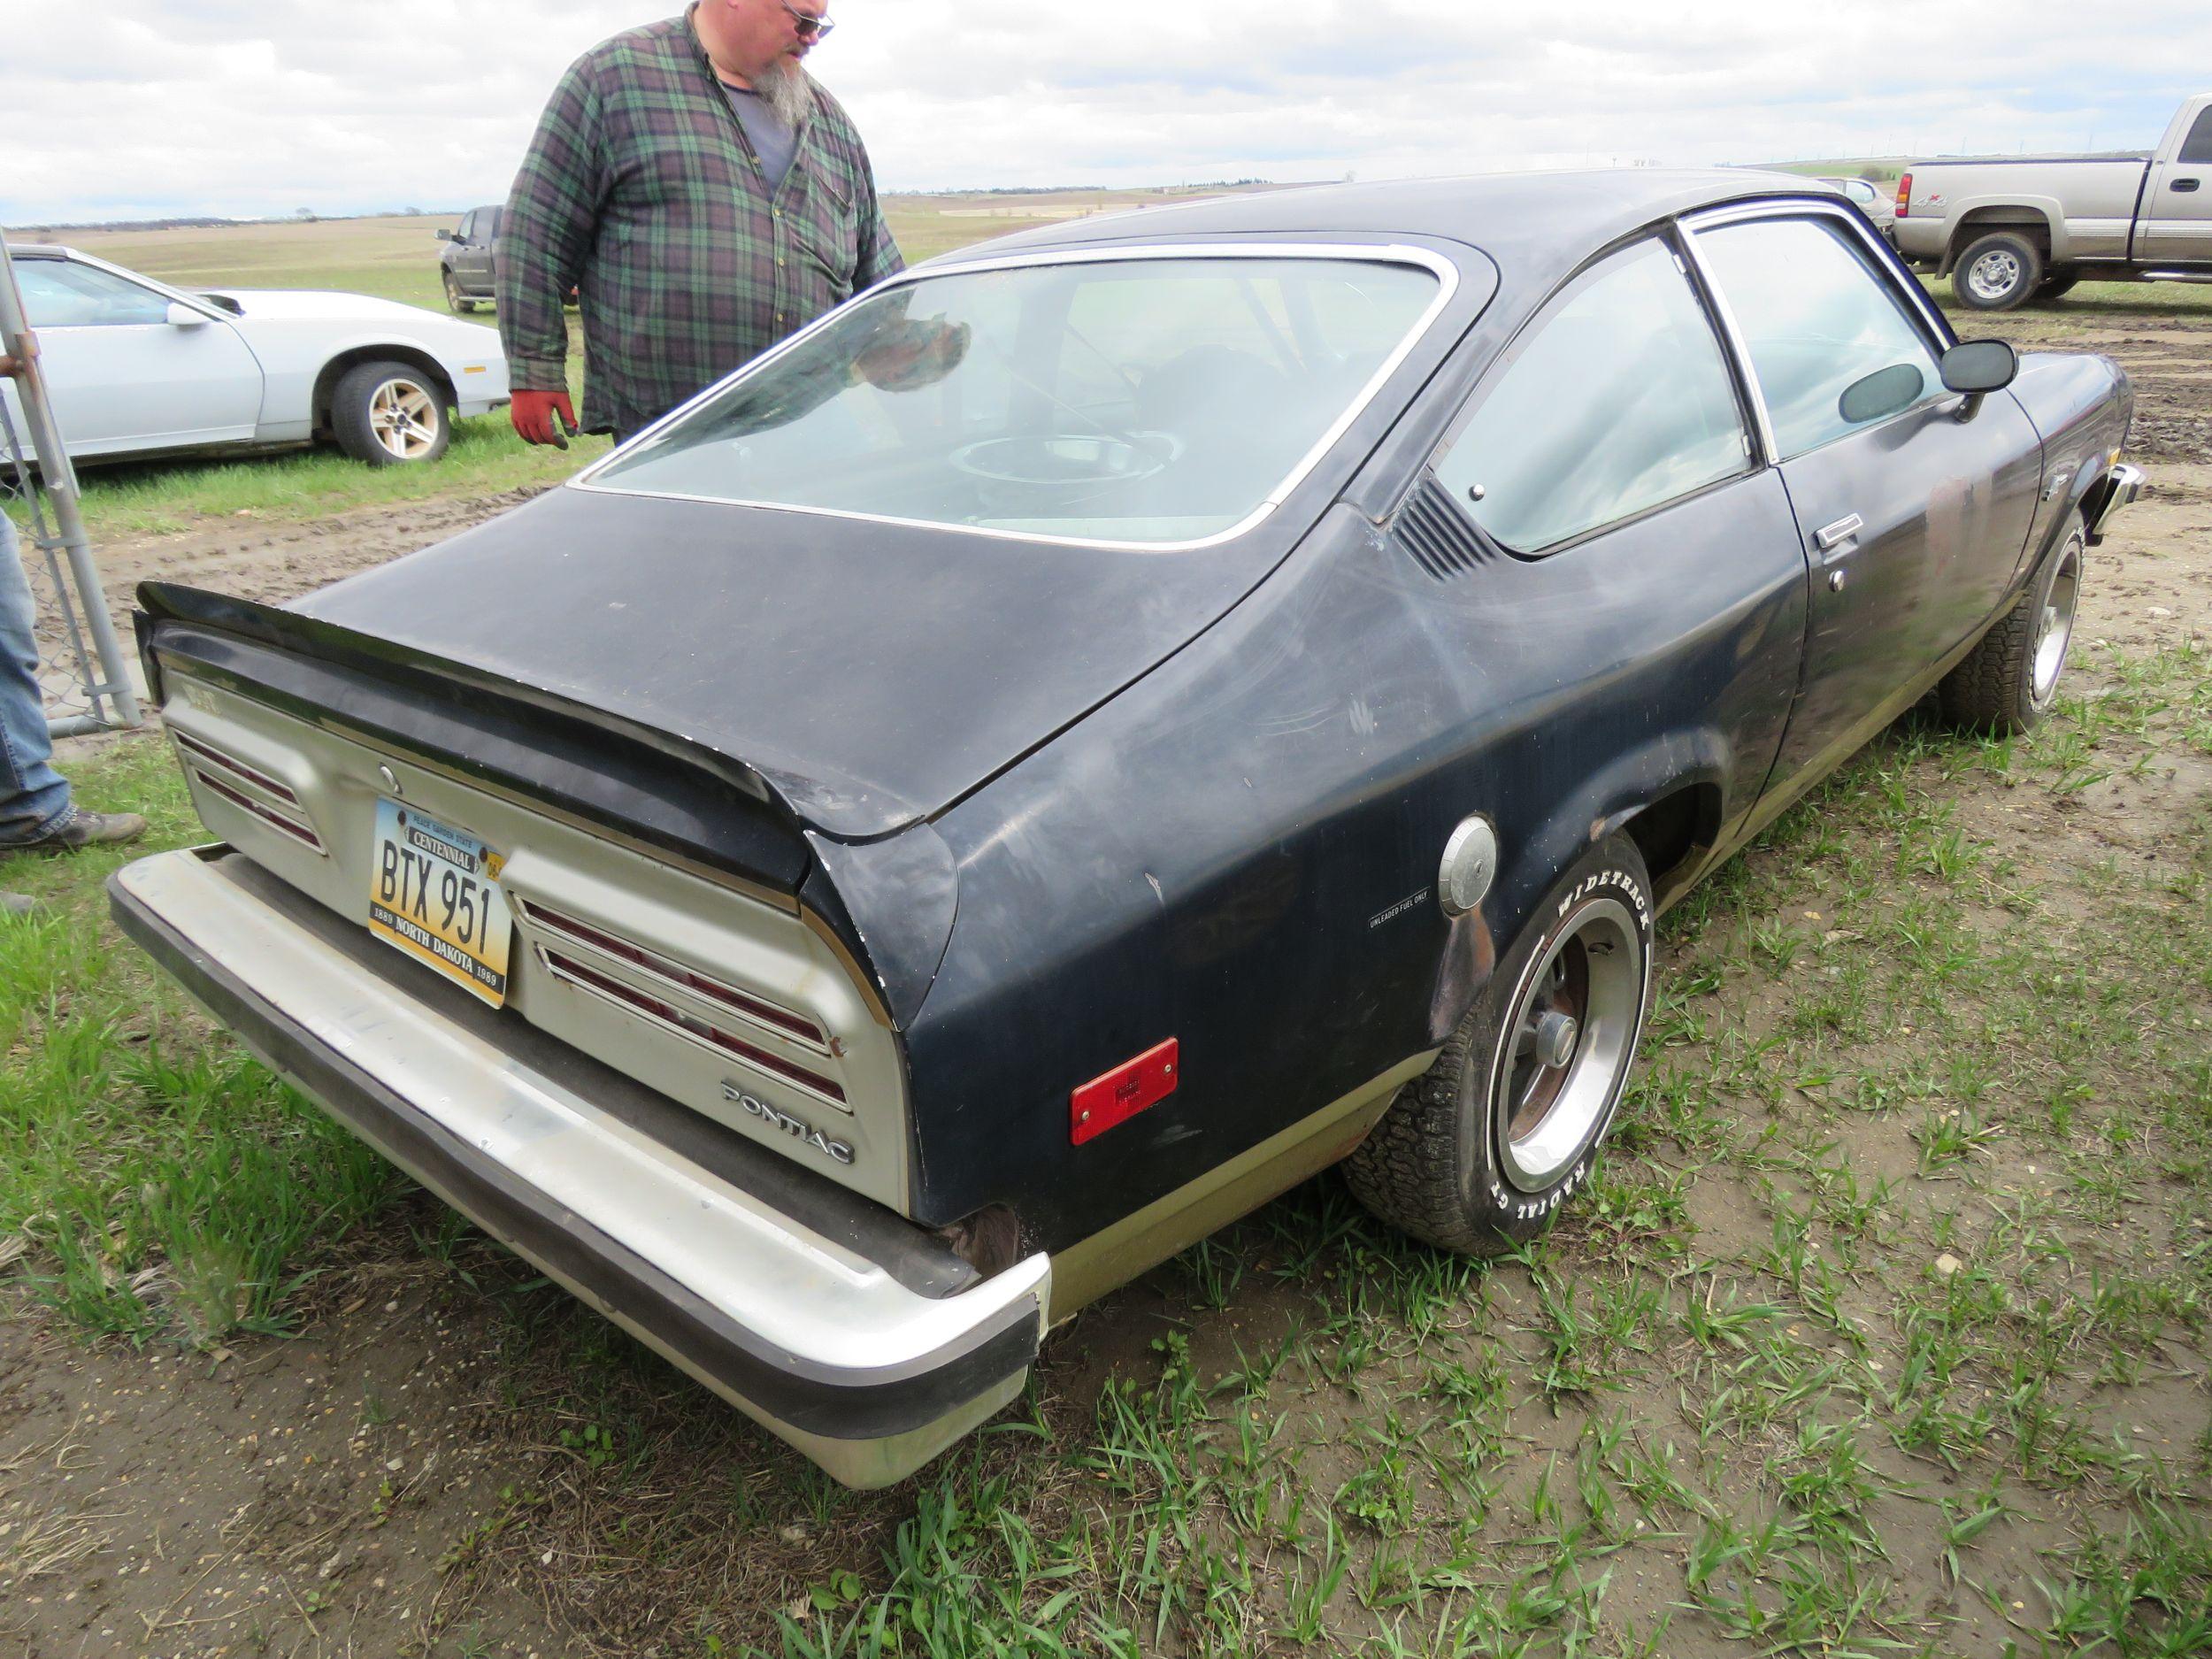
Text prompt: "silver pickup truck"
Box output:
[[1894, 93, 2212, 309]]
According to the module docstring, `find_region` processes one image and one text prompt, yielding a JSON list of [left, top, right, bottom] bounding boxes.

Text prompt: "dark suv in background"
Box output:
[[436, 206, 501, 313]]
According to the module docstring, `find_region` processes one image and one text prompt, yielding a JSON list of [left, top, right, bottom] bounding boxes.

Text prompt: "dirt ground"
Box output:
[[4, 293, 2209, 1659]]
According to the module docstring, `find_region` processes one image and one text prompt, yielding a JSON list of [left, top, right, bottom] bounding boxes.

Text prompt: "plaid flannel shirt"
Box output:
[[497, 10, 902, 436]]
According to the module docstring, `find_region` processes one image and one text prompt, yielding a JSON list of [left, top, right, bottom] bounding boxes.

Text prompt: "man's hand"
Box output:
[[853, 319, 971, 394], [511, 389, 578, 449]]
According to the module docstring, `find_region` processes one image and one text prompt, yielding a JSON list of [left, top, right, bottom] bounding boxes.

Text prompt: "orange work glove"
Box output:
[[511, 389, 577, 449]]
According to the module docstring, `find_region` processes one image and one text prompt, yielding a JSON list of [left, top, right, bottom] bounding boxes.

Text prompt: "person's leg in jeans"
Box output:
[[0, 512, 73, 847], [0, 512, 142, 897]]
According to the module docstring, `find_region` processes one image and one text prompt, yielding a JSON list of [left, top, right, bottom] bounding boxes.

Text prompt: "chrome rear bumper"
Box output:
[[111, 846, 1048, 1488], [2087, 462, 2145, 543]]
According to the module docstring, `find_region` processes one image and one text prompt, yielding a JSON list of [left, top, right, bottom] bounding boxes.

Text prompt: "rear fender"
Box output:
[[1942, 202, 2061, 272], [1426, 732, 1729, 1044]]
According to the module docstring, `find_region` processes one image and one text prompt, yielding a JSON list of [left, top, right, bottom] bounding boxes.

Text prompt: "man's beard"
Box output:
[[755, 57, 816, 128]]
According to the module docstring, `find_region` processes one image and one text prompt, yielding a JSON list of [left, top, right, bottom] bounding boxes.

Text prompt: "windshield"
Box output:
[[587, 253, 1443, 547]]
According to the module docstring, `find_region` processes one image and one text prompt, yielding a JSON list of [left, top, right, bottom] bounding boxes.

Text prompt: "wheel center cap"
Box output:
[[1532, 1010, 1579, 1070]]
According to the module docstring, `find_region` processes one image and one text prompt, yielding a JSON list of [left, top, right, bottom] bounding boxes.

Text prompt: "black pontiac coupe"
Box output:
[[113, 172, 2142, 1486]]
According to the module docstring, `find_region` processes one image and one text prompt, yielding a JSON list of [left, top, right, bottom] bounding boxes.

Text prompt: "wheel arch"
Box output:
[[1425, 736, 1730, 1046], [1941, 204, 2059, 273], [311, 346, 458, 434]]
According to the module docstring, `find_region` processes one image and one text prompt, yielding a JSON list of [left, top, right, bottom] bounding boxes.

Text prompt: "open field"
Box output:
[[8, 191, 2209, 543], [4, 256, 2211, 1657], [4, 191, 1264, 540]]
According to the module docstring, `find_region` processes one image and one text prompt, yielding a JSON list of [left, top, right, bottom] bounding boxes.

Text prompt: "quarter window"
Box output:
[[2181, 105, 2212, 165], [1694, 216, 1944, 460], [15, 259, 173, 328], [1436, 238, 1749, 554]]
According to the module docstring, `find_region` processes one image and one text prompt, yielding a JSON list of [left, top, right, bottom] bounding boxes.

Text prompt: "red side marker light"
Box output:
[[1071, 1039, 1179, 1146]]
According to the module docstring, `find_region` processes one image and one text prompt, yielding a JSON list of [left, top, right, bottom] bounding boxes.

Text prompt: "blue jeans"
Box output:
[[0, 513, 73, 846]]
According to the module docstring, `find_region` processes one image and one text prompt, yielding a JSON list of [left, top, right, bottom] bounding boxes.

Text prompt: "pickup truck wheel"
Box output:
[[2034, 270, 2082, 303], [1345, 836, 1654, 1254], [330, 361, 451, 467], [1953, 232, 2044, 311], [443, 273, 477, 314], [1939, 522, 2084, 734]]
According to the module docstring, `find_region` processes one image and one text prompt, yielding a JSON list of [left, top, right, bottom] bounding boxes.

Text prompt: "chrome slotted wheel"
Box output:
[[1967, 250, 2022, 303], [2030, 536, 2082, 709], [369, 377, 441, 461], [1496, 895, 1642, 1192]]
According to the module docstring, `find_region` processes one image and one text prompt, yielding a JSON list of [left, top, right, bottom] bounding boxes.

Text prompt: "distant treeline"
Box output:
[[7, 215, 250, 234], [885, 179, 1280, 197]]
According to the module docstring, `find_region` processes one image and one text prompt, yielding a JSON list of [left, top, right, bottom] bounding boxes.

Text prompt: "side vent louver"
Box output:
[[1394, 477, 1490, 581]]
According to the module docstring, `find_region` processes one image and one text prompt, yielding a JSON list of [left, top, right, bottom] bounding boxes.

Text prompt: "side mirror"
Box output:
[[164, 302, 209, 328], [1838, 362, 1924, 426], [435, 228, 453, 242], [1940, 339, 2018, 395]]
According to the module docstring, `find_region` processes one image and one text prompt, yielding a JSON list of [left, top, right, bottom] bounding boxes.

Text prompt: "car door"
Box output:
[[2139, 103, 2212, 263], [1686, 206, 2040, 787], [6, 257, 264, 457], [460, 209, 498, 290], [1426, 234, 1810, 850]]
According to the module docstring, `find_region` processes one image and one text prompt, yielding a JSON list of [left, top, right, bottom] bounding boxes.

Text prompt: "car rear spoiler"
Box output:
[[135, 583, 958, 1028]]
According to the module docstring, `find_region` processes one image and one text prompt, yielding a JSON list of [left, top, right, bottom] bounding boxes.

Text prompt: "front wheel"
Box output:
[[1953, 231, 2044, 311], [2034, 270, 2082, 303], [1345, 836, 1655, 1254], [329, 360, 451, 466], [1939, 522, 2085, 734], [443, 273, 477, 314]]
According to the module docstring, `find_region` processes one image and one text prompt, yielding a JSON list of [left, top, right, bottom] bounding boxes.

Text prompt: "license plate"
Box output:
[[365, 798, 514, 1007]]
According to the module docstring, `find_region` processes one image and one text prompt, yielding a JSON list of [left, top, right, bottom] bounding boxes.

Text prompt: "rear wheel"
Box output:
[[1939, 521, 2085, 734], [330, 360, 450, 466], [443, 273, 476, 314], [1345, 836, 1654, 1253], [1953, 231, 2044, 311]]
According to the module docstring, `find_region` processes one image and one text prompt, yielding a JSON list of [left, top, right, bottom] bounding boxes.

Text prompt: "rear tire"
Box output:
[[330, 360, 450, 467], [1345, 836, 1654, 1254], [1953, 231, 2044, 311], [1939, 521, 2085, 734]]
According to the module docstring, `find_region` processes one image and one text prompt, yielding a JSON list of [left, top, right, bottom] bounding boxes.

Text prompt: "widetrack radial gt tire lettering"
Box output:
[[1346, 834, 1655, 1254]]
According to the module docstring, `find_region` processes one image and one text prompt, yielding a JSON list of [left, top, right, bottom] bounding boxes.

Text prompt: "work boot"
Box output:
[[19, 809, 149, 852]]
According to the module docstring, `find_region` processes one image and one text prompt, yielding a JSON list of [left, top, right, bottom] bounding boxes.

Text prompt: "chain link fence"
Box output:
[[2, 231, 142, 739]]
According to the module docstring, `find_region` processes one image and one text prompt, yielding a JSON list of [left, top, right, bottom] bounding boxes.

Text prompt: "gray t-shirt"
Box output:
[[722, 85, 799, 195]]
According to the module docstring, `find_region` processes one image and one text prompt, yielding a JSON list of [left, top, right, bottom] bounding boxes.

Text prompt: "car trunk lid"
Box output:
[[283, 483, 1291, 841]]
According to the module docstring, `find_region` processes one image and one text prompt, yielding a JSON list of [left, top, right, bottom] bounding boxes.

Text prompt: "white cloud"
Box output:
[[3, 1, 2204, 222]]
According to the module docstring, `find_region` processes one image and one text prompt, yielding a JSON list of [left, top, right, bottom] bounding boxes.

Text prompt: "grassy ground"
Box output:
[[5, 633, 2208, 1655]]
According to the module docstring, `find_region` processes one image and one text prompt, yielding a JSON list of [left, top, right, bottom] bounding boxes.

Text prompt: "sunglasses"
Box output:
[[778, 1, 834, 38]]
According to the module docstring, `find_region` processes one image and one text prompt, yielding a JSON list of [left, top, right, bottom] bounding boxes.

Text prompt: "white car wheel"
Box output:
[[332, 360, 451, 467]]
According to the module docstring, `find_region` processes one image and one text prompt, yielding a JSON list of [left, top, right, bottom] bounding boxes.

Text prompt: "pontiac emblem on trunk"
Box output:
[[721, 1082, 856, 1165]]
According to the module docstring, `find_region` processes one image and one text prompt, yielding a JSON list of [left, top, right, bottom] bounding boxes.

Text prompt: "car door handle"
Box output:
[[1814, 513, 1864, 554], [2174, 178, 2202, 193]]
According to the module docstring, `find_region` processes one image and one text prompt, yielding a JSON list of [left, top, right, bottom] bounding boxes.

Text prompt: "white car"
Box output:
[[2, 244, 511, 468], [1815, 176, 1898, 242]]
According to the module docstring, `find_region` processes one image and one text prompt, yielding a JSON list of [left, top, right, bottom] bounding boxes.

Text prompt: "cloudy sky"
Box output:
[[4, 2, 2206, 224]]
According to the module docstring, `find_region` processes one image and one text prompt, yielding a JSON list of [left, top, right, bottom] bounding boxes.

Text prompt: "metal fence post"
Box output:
[[0, 228, 144, 734]]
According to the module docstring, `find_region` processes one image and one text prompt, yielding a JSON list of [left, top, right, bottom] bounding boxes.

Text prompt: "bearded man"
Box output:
[[498, 0, 901, 447]]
